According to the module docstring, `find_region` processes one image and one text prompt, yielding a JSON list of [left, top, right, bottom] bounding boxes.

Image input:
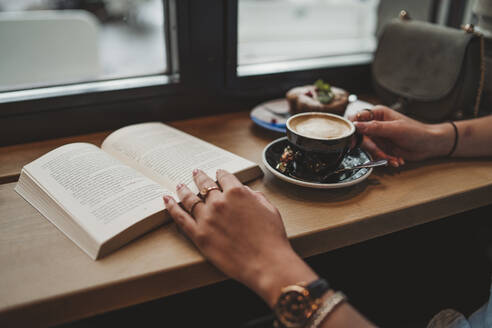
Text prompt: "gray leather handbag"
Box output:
[[372, 13, 485, 123]]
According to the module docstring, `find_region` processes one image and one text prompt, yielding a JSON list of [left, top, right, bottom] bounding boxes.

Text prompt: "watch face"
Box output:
[[276, 286, 315, 327]]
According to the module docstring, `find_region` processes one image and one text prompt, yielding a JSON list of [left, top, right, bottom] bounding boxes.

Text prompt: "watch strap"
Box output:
[[306, 278, 330, 299]]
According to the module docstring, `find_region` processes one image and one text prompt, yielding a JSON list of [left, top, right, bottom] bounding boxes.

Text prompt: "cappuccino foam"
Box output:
[[291, 115, 351, 139]]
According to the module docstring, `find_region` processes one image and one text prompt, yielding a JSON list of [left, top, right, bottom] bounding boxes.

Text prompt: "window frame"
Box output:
[[1, 0, 455, 146]]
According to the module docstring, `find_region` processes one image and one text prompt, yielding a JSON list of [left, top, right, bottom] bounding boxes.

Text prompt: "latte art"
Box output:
[[290, 116, 351, 139]]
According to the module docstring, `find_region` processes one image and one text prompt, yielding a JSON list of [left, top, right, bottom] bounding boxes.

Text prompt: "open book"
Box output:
[[15, 122, 262, 260]]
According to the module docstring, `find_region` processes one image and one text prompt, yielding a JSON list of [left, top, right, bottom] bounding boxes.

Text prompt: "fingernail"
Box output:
[[399, 158, 405, 165], [163, 196, 171, 204], [193, 169, 199, 176], [390, 159, 399, 167], [176, 183, 184, 190]]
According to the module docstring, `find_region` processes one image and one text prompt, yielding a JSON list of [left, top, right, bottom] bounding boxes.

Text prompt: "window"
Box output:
[[237, 0, 379, 76], [0, 0, 173, 97], [0, 0, 467, 146]]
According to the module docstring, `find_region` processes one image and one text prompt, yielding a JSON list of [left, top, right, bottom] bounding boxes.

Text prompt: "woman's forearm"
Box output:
[[428, 115, 492, 158], [250, 251, 375, 327], [250, 249, 318, 308]]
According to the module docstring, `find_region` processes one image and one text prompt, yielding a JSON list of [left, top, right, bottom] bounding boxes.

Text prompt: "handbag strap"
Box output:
[[462, 23, 485, 118], [473, 32, 485, 118]]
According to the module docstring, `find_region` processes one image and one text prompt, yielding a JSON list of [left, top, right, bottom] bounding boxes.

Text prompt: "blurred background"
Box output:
[[0, 0, 466, 92]]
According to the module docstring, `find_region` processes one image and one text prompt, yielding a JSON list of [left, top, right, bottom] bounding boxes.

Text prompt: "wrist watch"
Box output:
[[274, 278, 330, 328]]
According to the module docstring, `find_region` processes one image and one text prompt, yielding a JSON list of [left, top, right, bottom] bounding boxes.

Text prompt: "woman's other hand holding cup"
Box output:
[[349, 105, 456, 167]]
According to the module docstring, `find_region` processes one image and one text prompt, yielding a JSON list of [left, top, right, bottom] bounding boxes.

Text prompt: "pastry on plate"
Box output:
[[286, 80, 349, 115]]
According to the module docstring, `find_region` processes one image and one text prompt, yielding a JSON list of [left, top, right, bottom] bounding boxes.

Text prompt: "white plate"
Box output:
[[250, 98, 289, 132], [262, 137, 373, 189]]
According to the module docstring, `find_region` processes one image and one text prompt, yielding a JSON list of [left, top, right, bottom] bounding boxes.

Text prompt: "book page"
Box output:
[[23, 143, 167, 243], [101, 122, 260, 193]]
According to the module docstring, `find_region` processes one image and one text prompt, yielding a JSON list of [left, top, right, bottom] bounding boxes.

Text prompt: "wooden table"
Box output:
[[1, 111, 492, 327]]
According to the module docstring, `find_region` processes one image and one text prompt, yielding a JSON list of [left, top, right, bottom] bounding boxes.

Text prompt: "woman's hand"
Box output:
[[163, 169, 317, 307], [349, 106, 455, 167]]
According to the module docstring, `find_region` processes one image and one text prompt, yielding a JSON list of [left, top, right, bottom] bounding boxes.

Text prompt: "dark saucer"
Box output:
[[262, 137, 373, 189]]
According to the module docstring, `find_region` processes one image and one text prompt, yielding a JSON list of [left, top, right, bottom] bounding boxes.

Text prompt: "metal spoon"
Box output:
[[333, 159, 388, 174], [316, 159, 388, 181], [289, 159, 388, 183]]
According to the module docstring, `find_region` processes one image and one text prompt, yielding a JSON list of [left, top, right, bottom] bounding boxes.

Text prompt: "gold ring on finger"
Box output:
[[199, 186, 221, 199], [189, 199, 204, 217]]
